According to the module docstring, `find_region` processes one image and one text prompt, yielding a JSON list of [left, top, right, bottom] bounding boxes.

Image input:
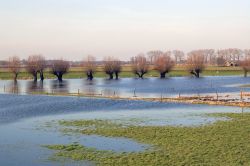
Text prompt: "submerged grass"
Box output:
[[44, 113, 250, 166]]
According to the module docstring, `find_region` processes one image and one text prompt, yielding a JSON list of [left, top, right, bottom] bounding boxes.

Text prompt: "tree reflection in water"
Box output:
[[8, 81, 19, 94], [26, 81, 46, 94], [50, 80, 69, 94], [82, 79, 97, 95]]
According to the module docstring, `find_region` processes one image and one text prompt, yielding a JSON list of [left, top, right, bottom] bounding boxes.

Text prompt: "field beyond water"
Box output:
[[0, 66, 244, 80], [45, 113, 250, 166]]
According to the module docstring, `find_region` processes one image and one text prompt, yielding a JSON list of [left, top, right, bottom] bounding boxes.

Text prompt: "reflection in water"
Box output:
[[1, 77, 250, 98], [103, 78, 121, 85], [100, 79, 122, 96], [84, 79, 96, 86], [102, 89, 120, 97], [50, 80, 69, 93], [7, 81, 19, 94], [82, 79, 97, 95], [26, 81, 45, 93]]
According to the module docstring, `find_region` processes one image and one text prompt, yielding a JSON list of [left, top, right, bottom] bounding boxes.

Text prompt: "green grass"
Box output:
[[0, 67, 244, 80], [44, 113, 250, 166]]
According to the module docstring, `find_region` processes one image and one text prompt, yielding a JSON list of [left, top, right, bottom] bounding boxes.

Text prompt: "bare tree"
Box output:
[[201, 49, 215, 65], [240, 60, 250, 77], [216, 57, 226, 66], [104, 57, 114, 79], [147, 50, 164, 64], [186, 50, 205, 78], [82, 55, 96, 80], [240, 53, 250, 77], [220, 48, 243, 64], [154, 53, 175, 78], [172, 50, 185, 64], [131, 54, 149, 79], [8, 56, 21, 82], [229, 48, 243, 62], [37, 55, 46, 81], [26, 55, 46, 82], [244, 49, 250, 59], [26, 56, 39, 82], [51, 59, 70, 82], [113, 59, 121, 80], [217, 50, 226, 66], [103, 57, 121, 80]]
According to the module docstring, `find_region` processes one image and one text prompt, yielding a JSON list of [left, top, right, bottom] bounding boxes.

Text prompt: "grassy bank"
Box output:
[[0, 66, 244, 80], [44, 113, 250, 166]]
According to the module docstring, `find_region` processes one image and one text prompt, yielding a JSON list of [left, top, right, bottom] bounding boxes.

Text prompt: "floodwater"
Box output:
[[1, 76, 250, 165], [0, 76, 250, 97], [0, 93, 249, 165]]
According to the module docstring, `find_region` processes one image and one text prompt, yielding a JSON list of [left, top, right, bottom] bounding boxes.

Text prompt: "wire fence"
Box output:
[[1, 84, 250, 104]]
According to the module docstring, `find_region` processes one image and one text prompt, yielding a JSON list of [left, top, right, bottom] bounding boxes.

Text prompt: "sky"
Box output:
[[0, 0, 249, 61]]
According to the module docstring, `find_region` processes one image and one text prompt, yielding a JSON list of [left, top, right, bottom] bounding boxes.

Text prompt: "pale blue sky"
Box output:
[[0, 0, 249, 60]]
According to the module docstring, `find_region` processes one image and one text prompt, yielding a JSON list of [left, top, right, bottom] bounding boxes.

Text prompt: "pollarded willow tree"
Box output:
[[37, 55, 46, 81], [104, 57, 114, 80], [154, 53, 175, 78], [103, 57, 121, 80], [113, 60, 121, 80], [240, 49, 250, 77], [240, 60, 250, 77], [186, 50, 205, 78], [8, 56, 21, 82], [26, 56, 39, 82], [82, 55, 96, 80], [26, 55, 46, 82], [51, 59, 70, 82], [131, 54, 149, 79]]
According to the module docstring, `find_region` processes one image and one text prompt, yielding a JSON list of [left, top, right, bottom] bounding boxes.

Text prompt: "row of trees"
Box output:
[[7, 53, 175, 82], [76, 54, 175, 80], [148, 48, 250, 65], [6, 49, 250, 82], [8, 55, 69, 82]]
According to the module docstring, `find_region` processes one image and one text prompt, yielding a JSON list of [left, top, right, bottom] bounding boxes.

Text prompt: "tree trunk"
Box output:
[[196, 71, 200, 78], [195, 69, 201, 78], [109, 74, 113, 80], [40, 72, 44, 81], [140, 73, 145, 79], [160, 72, 166, 78], [115, 72, 119, 80], [135, 72, 140, 78], [244, 71, 247, 77], [57, 74, 63, 82], [33, 74, 37, 82], [14, 73, 18, 82], [190, 70, 200, 78], [87, 72, 93, 80]]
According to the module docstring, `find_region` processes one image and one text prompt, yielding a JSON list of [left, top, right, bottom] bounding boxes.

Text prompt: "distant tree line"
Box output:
[[4, 48, 250, 82]]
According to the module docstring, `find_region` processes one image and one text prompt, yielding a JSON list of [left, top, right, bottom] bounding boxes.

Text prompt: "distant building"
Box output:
[[225, 61, 238, 67]]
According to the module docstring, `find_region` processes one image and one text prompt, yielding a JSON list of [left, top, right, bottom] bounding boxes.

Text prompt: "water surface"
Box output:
[[0, 76, 250, 97], [0, 93, 249, 166]]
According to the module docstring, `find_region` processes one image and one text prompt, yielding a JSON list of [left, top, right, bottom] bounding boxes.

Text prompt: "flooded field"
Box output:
[[0, 93, 248, 165], [0, 76, 250, 98], [0, 77, 250, 165]]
